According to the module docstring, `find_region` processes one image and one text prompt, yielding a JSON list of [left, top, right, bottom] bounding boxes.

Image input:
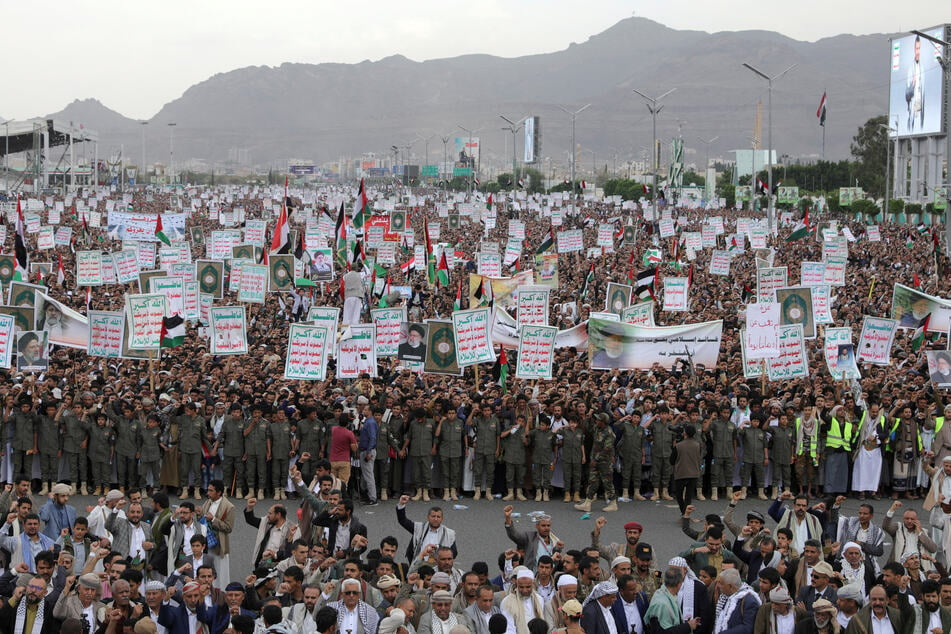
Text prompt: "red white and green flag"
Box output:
[[911, 313, 932, 351], [436, 251, 450, 287], [154, 213, 171, 246], [353, 178, 370, 229]]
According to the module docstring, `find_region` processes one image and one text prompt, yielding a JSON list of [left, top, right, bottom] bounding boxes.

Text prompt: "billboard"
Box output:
[[454, 137, 480, 166], [889, 26, 947, 137], [524, 116, 540, 164]]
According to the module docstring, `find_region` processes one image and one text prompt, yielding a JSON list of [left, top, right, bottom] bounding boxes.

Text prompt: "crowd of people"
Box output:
[[0, 182, 949, 634]]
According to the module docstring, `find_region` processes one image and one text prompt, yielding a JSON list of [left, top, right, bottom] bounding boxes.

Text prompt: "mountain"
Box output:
[[39, 18, 889, 169]]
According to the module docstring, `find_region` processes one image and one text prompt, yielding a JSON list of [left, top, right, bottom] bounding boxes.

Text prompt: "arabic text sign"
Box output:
[[284, 323, 332, 380], [857, 316, 897, 365], [515, 324, 557, 379], [452, 307, 494, 366], [88, 311, 125, 358], [209, 306, 248, 355]]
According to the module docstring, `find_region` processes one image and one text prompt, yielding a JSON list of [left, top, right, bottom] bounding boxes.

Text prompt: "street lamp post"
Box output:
[[912, 29, 951, 256], [167, 122, 176, 185], [557, 104, 591, 214], [499, 114, 525, 190], [741, 62, 797, 235], [440, 134, 451, 190], [457, 125, 478, 196], [879, 119, 897, 218], [697, 136, 720, 171], [632, 89, 676, 215], [140, 121, 148, 186]]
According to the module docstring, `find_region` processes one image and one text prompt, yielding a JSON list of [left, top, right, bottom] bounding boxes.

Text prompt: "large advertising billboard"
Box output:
[[524, 116, 540, 164], [889, 26, 946, 138], [454, 136, 480, 166]]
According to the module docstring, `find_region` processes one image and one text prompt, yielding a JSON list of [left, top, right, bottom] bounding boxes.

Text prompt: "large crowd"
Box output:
[[0, 183, 949, 634]]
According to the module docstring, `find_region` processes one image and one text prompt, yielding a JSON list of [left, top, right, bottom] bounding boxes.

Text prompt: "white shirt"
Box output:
[[836, 611, 853, 630], [341, 605, 360, 634], [150, 609, 169, 634], [599, 603, 619, 634], [536, 580, 555, 604], [793, 518, 809, 553], [187, 607, 199, 634], [622, 598, 643, 634], [129, 523, 146, 560], [870, 612, 895, 634], [335, 520, 352, 553], [420, 528, 442, 552], [82, 604, 96, 634], [182, 522, 196, 557], [926, 608, 941, 632], [775, 611, 795, 634]]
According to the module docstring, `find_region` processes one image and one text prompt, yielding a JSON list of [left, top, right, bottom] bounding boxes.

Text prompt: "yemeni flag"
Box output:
[[454, 278, 462, 311], [756, 179, 769, 196], [271, 198, 290, 254], [56, 253, 66, 286], [161, 314, 186, 348], [497, 348, 509, 394], [399, 256, 416, 273], [535, 227, 555, 254], [154, 213, 171, 246], [353, 178, 370, 229], [786, 221, 810, 242], [579, 263, 595, 301], [816, 92, 827, 127], [334, 202, 348, 267], [436, 251, 450, 287], [911, 313, 932, 351]]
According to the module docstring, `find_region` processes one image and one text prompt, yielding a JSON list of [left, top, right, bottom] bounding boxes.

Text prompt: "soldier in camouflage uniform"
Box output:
[[632, 543, 663, 599], [469, 402, 499, 501], [617, 410, 646, 502], [500, 414, 529, 501], [709, 404, 736, 501], [216, 403, 246, 498], [575, 413, 618, 513], [649, 405, 676, 501], [140, 414, 164, 494], [109, 402, 142, 492], [57, 401, 90, 494], [374, 406, 392, 501], [384, 403, 407, 498], [559, 416, 585, 503], [296, 407, 325, 485], [175, 401, 207, 500], [739, 417, 769, 500], [268, 408, 293, 500], [10, 398, 37, 482], [243, 403, 270, 500], [88, 411, 115, 495], [407, 408, 435, 502], [436, 402, 465, 501], [529, 416, 556, 501], [37, 402, 60, 495], [769, 413, 795, 496]]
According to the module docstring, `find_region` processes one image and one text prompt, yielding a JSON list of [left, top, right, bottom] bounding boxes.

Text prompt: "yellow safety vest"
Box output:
[[887, 418, 923, 452], [795, 417, 818, 458], [936, 416, 945, 435], [826, 417, 854, 451]]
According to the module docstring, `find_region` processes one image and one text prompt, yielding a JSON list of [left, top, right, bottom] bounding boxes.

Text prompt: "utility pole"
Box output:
[[499, 114, 525, 190], [632, 89, 676, 215], [557, 104, 591, 216]]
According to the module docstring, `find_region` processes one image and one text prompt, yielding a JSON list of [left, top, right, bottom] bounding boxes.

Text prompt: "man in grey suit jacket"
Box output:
[[52, 573, 106, 632], [105, 500, 152, 562], [463, 586, 501, 634]]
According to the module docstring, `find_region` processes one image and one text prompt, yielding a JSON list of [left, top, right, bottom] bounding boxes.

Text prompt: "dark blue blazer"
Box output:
[[609, 590, 649, 633], [158, 601, 216, 634]]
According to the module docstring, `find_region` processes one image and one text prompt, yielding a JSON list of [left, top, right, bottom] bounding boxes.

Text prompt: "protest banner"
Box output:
[[452, 307, 494, 366], [209, 306, 248, 355], [106, 211, 187, 242], [337, 324, 377, 378], [208, 230, 242, 260], [701, 224, 717, 248], [503, 237, 522, 266], [149, 276, 185, 317], [857, 316, 897, 365], [284, 323, 332, 380], [662, 277, 689, 311], [534, 255, 559, 289], [0, 315, 13, 368], [739, 328, 764, 378], [371, 307, 405, 357], [867, 226, 881, 241], [88, 311, 125, 358], [812, 285, 834, 324], [196, 260, 224, 299], [37, 226, 54, 250], [605, 283, 633, 316], [269, 254, 294, 292], [891, 283, 951, 332], [756, 267, 787, 303], [238, 264, 268, 304], [199, 293, 213, 326], [775, 287, 815, 339], [243, 219, 267, 246], [556, 229, 583, 253], [588, 318, 723, 370], [54, 226, 72, 246], [766, 324, 808, 381], [183, 282, 199, 321], [925, 351, 951, 389], [306, 306, 340, 337], [659, 218, 675, 238], [745, 303, 781, 359], [16, 330, 49, 373], [126, 294, 166, 350], [515, 324, 557, 379], [516, 286, 550, 326], [800, 262, 826, 286], [709, 250, 731, 276], [684, 232, 702, 250], [824, 327, 856, 380], [35, 292, 88, 349], [621, 302, 655, 327], [478, 252, 502, 277], [597, 223, 614, 247], [423, 319, 462, 375], [76, 251, 103, 286]]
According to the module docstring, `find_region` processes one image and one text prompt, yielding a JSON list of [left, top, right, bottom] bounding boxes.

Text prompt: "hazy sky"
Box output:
[[3, 0, 947, 121]]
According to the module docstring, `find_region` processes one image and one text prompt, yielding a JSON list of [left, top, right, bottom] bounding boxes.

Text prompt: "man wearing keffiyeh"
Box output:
[[713, 569, 759, 634], [0, 575, 57, 634]]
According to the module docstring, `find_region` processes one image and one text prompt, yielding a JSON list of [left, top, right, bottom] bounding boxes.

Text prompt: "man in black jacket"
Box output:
[[313, 498, 368, 559]]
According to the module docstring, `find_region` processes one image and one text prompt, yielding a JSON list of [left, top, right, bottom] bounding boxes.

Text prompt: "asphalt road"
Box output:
[[64, 489, 932, 581]]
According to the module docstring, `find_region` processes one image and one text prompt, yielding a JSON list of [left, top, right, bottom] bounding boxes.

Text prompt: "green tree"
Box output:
[[850, 115, 888, 198]]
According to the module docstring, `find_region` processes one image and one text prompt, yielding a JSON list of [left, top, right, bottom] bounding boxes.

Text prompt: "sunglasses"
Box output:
[[342, 591, 360, 595]]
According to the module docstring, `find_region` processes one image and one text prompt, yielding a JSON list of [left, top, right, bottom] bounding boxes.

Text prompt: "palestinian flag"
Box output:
[[56, 253, 66, 286], [580, 263, 595, 301], [913, 273, 922, 289], [154, 213, 171, 246], [486, 194, 493, 211], [916, 224, 929, 234], [474, 277, 493, 306], [742, 284, 754, 304], [353, 178, 370, 229], [161, 314, 186, 348], [334, 202, 348, 267], [425, 224, 436, 285], [436, 251, 450, 287], [786, 221, 810, 242], [816, 92, 827, 127], [535, 227, 555, 254], [643, 248, 662, 267], [454, 278, 462, 311], [498, 348, 509, 394], [14, 195, 28, 280], [911, 314, 932, 351], [729, 236, 739, 251]]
